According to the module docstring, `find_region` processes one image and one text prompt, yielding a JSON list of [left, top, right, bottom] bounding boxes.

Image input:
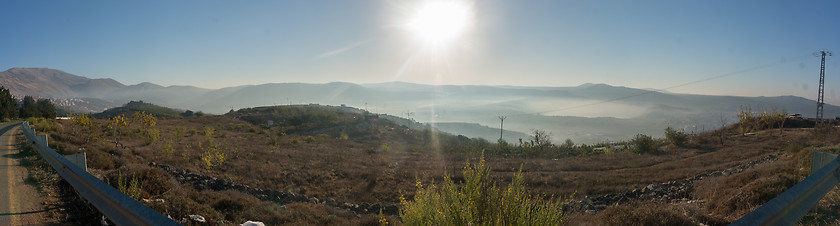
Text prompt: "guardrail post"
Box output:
[[811, 151, 839, 174], [36, 134, 48, 146], [18, 121, 178, 225], [64, 152, 87, 172], [732, 153, 840, 225]]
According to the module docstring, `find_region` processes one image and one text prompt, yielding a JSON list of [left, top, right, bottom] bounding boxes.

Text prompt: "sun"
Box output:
[[405, 0, 472, 46]]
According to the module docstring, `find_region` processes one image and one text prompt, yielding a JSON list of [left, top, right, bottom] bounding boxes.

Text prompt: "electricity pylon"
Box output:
[[498, 116, 506, 141], [815, 50, 832, 124]]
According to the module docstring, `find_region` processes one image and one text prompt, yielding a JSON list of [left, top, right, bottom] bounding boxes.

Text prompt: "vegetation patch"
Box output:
[[399, 155, 568, 225], [40, 104, 840, 224]]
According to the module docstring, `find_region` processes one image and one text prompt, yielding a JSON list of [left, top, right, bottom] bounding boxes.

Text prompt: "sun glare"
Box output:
[[406, 1, 472, 46]]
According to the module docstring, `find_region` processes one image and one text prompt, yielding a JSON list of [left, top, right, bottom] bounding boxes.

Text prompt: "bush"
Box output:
[[161, 142, 175, 155], [145, 128, 160, 145], [629, 134, 659, 154], [592, 201, 723, 226], [317, 133, 330, 140], [199, 140, 226, 168], [701, 161, 801, 218], [29, 117, 57, 132], [108, 172, 142, 200], [86, 147, 115, 170], [736, 105, 787, 134], [304, 136, 316, 143], [400, 155, 568, 225], [664, 127, 688, 147]]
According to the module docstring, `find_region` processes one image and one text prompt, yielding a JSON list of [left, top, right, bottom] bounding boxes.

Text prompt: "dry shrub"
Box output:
[[304, 135, 316, 143], [130, 167, 172, 197], [588, 201, 722, 226], [209, 190, 268, 223], [811, 125, 840, 144], [105, 165, 172, 198], [160, 188, 223, 223], [354, 214, 403, 226], [270, 202, 351, 225], [86, 147, 115, 170], [799, 186, 840, 225], [698, 161, 801, 220], [183, 189, 358, 225], [690, 133, 710, 147]]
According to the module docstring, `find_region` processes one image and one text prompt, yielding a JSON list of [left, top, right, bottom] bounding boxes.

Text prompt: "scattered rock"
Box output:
[[571, 153, 781, 214], [241, 221, 265, 226], [150, 162, 399, 216], [189, 215, 206, 223]]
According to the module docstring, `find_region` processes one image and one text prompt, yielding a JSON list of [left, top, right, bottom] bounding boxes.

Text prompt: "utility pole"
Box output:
[[498, 116, 507, 141], [815, 50, 832, 124], [406, 112, 414, 121]]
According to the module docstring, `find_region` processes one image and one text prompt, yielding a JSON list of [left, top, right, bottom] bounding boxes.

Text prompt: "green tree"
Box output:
[[109, 114, 130, 148], [181, 110, 194, 117], [19, 96, 39, 118], [0, 86, 17, 120], [36, 98, 56, 119], [630, 134, 659, 154], [664, 127, 688, 147], [530, 129, 553, 147]]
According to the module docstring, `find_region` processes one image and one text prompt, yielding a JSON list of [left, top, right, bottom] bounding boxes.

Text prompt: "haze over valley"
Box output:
[[3, 67, 836, 144], [4, 1, 840, 224]]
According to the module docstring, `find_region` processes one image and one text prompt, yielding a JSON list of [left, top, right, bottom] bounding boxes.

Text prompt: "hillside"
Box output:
[[431, 122, 530, 142], [0, 68, 124, 98], [92, 101, 186, 118], [5, 67, 840, 144], [41, 104, 840, 225]]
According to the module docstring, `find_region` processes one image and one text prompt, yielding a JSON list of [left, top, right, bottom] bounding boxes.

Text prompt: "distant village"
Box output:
[[13, 96, 110, 113]]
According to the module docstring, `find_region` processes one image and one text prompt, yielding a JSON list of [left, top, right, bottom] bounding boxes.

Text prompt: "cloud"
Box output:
[[317, 40, 370, 58]]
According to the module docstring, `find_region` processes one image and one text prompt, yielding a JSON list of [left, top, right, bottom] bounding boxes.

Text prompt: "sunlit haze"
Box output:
[[1, 0, 839, 104], [405, 1, 472, 46]]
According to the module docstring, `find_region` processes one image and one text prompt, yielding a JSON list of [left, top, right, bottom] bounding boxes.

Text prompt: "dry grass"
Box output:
[[567, 201, 726, 226], [694, 160, 804, 221], [44, 109, 840, 224]]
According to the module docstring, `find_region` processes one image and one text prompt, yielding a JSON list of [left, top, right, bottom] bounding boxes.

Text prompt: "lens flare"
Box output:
[[405, 1, 472, 46]]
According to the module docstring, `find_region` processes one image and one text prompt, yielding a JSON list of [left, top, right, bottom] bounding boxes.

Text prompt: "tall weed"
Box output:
[[400, 154, 568, 225]]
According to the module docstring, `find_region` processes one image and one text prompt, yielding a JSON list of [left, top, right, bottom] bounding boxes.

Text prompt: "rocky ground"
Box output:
[[150, 162, 400, 217], [153, 150, 782, 220], [566, 152, 781, 214]]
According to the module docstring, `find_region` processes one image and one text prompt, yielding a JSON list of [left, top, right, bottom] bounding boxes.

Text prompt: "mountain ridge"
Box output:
[[3, 67, 836, 143]]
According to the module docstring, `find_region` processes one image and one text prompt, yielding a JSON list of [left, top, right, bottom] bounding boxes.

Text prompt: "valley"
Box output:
[[4, 67, 840, 144], [4, 1, 837, 225], [30, 103, 840, 225]]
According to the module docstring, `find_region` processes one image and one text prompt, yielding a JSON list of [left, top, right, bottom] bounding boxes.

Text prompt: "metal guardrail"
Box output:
[[20, 122, 179, 226], [731, 151, 840, 225]]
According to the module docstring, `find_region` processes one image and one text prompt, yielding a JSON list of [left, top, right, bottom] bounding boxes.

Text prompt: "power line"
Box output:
[[506, 54, 813, 117]]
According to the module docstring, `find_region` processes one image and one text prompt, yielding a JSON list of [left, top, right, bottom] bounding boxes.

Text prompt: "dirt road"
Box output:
[[0, 122, 48, 225]]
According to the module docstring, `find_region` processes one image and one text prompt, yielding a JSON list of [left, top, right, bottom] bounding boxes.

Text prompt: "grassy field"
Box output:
[[40, 105, 840, 225]]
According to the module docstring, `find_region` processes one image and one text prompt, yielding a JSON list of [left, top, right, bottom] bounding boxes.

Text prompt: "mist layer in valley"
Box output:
[[3, 68, 836, 144]]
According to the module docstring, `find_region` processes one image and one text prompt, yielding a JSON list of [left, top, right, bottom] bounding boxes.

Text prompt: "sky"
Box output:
[[1, 0, 839, 104]]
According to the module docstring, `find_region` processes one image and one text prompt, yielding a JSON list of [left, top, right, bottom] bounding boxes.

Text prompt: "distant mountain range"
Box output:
[[0, 67, 125, 98], [2, 67, 835, 144]]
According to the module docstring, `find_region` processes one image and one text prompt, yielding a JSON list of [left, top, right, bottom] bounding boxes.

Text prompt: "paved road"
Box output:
[[0, 122, 46, 225]]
